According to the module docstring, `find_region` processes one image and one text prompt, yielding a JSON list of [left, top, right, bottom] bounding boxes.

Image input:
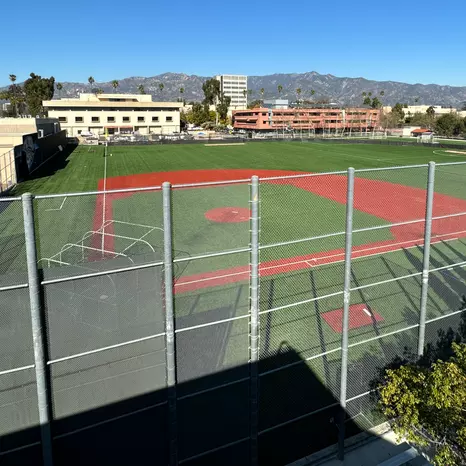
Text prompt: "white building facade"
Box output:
[[215, 75, 248, 110], [43, 93, 181, 137]]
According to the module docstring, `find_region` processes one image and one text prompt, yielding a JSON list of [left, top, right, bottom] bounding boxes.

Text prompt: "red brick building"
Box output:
[[232, 107, 381, 132]]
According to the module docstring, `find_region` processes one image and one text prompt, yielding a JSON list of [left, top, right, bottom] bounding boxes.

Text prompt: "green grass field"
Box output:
[[2, 140, 466, 446]]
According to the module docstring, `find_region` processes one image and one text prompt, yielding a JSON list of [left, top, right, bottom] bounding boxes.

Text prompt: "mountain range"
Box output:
[[4, 72, 466, 107]]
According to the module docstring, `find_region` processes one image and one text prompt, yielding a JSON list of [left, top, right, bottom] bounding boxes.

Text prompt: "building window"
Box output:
[[123, 116, 130, 122], [58, 116, 67, 123], [166, 116, 173, 122], [152, 116, 159, 122], [92, 116, 100, 123], [107, 116, 115, 123], [75, 116, 83, 123], [138, 116, 145, 122]]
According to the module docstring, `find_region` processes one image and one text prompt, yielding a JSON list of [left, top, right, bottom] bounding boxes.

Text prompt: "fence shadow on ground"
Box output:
[[1, 344, 396, 466]]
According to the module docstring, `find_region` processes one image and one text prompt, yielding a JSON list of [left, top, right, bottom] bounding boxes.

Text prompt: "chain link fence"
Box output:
[[0, 161, 465, 465]]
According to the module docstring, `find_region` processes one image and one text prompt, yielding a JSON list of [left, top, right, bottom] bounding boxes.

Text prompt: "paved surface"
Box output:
[[289, 430, 430, 466]]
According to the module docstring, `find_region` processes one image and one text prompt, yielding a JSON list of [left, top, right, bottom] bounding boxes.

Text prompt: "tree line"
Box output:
[[0, 73, 55, 117]]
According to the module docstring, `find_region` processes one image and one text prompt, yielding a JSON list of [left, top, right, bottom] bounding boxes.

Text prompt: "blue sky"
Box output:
[[1, 0, 465, 87]]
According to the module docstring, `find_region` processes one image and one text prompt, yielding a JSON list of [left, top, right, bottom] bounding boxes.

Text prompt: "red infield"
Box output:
[[205, 207, 250, 223], [94, 168, 466, 293], [322, 303, 384, 333]]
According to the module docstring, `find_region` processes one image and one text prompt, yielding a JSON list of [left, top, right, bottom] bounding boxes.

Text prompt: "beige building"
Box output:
[[383, 105, 457, 116], [215, 75, 248, 110], [43, 93, 181, 137]]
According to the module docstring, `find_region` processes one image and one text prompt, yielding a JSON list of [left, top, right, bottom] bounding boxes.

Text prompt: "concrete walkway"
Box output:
[[289, 430, 430, 466]]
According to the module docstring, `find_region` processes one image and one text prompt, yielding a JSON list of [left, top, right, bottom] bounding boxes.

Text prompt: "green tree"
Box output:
[[392, 103, 406, 121], [426, 106, 436, 128], [362, 92, 367, 97], [137, 84, 145, 94], [111, 80, 119, 93], [378, 342, 466, 465], [363, 96, 372, 106], [56, 82, 63, 98], [179, 87, 185, 103], [277, 84, 283, 96], [158, 82, 164, 97], [23, 73, 55, 116], [435, 113, 465, 137], [370, 97, 382, 109], [380, 90, 385, 97], [202, 78, 220, 106], [88, 76, 95, 92], [260, 88, 265, 101], [248, 99, 263, 109], [216, 94, 231, 122]]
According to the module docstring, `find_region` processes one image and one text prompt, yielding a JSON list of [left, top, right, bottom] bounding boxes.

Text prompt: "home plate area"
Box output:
[[322, 303, 384, 333]]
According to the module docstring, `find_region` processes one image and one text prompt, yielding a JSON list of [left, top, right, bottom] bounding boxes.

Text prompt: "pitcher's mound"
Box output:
[[205, 207, 250, 223]]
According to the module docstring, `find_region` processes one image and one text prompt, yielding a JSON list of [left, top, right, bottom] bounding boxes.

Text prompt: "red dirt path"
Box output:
[[93, 169, 466, 293]]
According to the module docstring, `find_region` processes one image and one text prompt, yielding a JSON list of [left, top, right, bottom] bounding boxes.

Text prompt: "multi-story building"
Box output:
[[263, 99, 289, 110], [232, 107, 381, 132], [215, 75, 248, 110], [43, 93, 181, 137]]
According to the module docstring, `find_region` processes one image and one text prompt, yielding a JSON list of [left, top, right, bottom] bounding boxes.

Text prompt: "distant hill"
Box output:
[[3, 71, 466, 107]]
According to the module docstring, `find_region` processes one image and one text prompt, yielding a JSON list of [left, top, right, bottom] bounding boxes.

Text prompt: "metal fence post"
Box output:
[[418, 162, 435, 356], [338, 167, 355, 460], [22, 193, 53, 466], [250, 176, 260, 466], [163, 182, 178, 466]]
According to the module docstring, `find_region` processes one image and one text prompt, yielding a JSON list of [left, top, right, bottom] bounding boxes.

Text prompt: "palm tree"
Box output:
[[277, 84, 283, 96], [179, 87, 184, 103], [111, 80, 119, 93], [158, 83, 164, 98], [88, 76, 95, 92], [138, 84, 145, 95], [260, 87, 265, 104], [380, 90, 385, 96], [362, 92, 367, 97], [56, 82, 63, 98], [296, 88, 302, 107], [96, 88, 104, 95], [9, 74, 18, 116]]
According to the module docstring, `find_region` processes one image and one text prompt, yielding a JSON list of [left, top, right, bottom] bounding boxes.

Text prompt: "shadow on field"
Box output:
[[1, 341, 386, 466]]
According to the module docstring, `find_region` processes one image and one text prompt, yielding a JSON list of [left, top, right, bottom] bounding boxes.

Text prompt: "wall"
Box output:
[[14, 130, 67, 180]]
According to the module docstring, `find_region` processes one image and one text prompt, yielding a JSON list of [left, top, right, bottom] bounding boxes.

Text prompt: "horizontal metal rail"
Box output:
[[259, 347, 343, 377], [345, 390, 375, 403], [436, 161, 466, 166], [173, 247, 250, 263], [53, 400, 168, 440], [430, 259, 466, 273], [40, 260, 164, 285], [348, 323, 420, 349], [258, 402, 340, 435], [350, 271, 422, 292], [0, 283, 29, 292], [35, 184, 163, 199], [425, 307, 465, 324], [48, 331, 166, 365], [260, 170, 347, 181], [259, 231, 345, 250], [355, 163, 428, 172], [175, 313, 250, 334], [259, 291, 345, 316], [0, 196, 21, 202], [172, 178, 250, 188], [0, 364, 35, 377], [177, 377, 250, 401], [0, 441, 41, 456], [178, 436, 250, 464]]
